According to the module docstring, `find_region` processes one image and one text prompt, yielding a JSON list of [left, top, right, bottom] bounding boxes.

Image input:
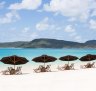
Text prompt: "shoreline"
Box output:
[[0, 47, 96, 49]]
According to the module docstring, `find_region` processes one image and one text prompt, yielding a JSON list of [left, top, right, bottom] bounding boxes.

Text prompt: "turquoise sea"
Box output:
[[0, 48, 96, 68]]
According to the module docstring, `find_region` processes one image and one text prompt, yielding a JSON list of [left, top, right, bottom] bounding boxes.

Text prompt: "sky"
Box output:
[[0, 0, 96, 43]]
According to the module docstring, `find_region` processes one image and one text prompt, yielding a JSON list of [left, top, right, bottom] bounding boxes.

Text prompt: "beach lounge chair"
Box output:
[[64, 64, 70, 70], [33, 65, 43, 73], [40, 65, 51, 72], [2, 67, 22, 75], [80, 63, 91, 68], [85, 63, 92, 68], [45, 65, 51, 72], [40, 66, 46, 72], [1, 67, 13, 75], [57, 64, 69, 70], [58, 63, 75, 71], [10, 69, 15, 75], [15, 67, 22, 75], [9, 67, 22, 75], [1, 69, 10, 75], [69, 63, 75, 70], [34, 65, 51, 73], [81, 62, 95, 69], [91, 62, 95, 68]]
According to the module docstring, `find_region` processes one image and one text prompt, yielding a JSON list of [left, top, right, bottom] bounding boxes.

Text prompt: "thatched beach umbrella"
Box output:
[[79, 54, 96, 62], [79, 54, 96, 68], [32, 55, 57, 67], [59, 55, 78, 65], [0, 55, 29, 69]]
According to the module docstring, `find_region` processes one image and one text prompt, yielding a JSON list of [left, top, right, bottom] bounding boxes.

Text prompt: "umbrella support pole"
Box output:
[[44, 62, 45, 68], [14, 65, 15, 70], [68, 61, 69, 65]]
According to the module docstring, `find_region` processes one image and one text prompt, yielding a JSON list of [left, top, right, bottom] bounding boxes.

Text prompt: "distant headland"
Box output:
[[0, 38, 96, 48]]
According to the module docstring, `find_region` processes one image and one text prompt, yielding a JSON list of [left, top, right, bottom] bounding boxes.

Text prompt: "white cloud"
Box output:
[[64, 24, 82, 42], [74, 35, 82, 42], [89, 19, 96, 30], [22, 27, 30, 33], [0, 11, 20, 24], [68, 17, 76, 22], [0, 1, 5, 9], [43, 0, 96, 21], [9, 27, 38, 41], [55, 27, 62, 30], [29, 32, 38, 39], [91, 10, 96, 16], [36, 17, 49, 31], [21, 27, 38, 40], [36, 17, 55, 31], [9, 0, 42, 10], [21, 32, 38, 40], [64, 25, 75, 32], [69, 32, 77, 37]]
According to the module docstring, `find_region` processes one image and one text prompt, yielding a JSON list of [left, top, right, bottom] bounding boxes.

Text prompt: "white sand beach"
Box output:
[[0, 66, 96, 91]]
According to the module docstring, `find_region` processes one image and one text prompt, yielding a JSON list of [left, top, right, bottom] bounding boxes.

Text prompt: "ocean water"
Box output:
[[0, 48, 96, 68]]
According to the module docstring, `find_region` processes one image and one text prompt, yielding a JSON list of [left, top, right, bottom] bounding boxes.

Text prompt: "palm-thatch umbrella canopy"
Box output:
[[79, 54, 96, 62], [59, 55, 78, 65], [0, 55, 29, 69], [32, 55, 57, 67]]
